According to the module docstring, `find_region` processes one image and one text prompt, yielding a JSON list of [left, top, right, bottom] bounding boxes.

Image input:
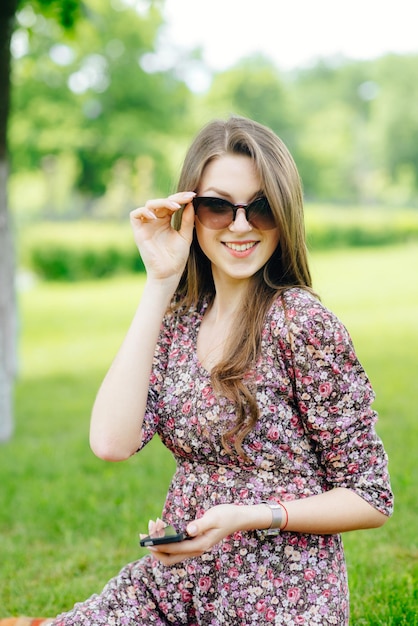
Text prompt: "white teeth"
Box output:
[[224, 242, 257, 252]]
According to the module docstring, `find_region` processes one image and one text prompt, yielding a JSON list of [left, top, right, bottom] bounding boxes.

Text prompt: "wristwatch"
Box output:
[[261, 501, 283, 536]]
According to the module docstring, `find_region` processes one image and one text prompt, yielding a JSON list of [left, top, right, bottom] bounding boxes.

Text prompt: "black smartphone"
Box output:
[[139, 525, 192, 547]]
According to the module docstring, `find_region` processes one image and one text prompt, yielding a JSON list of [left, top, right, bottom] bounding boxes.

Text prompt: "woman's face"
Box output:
[[194, 153, 280, 287]]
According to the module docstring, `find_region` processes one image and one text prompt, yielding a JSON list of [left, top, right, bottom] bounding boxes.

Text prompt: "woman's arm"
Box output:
[[278, 292, 393, 520], [143, 488, 389, 567], [89, 278, 176, 461], [273, 487, 388, 534], [90, 192, 195, 461]]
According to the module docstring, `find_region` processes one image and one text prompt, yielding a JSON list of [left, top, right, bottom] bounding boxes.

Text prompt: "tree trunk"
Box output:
[[0, 0, 19, 441]]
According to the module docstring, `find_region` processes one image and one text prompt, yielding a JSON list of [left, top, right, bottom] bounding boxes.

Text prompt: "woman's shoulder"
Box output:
[[267, 287, 348, 339], [280, 287, 321, 309], [268, 287, 323, 322]]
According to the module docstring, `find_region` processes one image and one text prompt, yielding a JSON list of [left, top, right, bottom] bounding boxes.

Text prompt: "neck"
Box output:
[[209, 275, 249, 322]]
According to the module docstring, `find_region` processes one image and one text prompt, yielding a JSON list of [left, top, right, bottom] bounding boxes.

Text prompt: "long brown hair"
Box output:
[[173, 116, 313, 461]]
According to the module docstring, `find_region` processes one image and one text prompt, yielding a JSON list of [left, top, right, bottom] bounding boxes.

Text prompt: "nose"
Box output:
[[228, 207, 253, 233]]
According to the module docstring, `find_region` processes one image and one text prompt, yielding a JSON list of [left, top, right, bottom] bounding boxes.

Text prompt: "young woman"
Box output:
[[5, 116, 393, 625]]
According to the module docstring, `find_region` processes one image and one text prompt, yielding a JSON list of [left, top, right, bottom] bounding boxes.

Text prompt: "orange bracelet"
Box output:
[[278, 501, 289, 530]]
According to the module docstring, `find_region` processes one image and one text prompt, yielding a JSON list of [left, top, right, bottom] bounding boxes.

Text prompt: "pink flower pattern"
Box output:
[[53, 289, 392, 625]]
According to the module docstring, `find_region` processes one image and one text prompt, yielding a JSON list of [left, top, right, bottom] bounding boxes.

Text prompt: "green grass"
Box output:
[[1, 244, 417, 623], [311, 244, 418, 624]]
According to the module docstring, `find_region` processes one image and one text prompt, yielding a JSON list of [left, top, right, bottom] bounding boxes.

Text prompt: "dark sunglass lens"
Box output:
[[194, 198, 233, 229], [204, 198, 231, 213], [248, 198, 276, 229]]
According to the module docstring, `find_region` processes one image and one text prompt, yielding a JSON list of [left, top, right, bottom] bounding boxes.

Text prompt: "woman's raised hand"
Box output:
[[130, 191, 196, 284]]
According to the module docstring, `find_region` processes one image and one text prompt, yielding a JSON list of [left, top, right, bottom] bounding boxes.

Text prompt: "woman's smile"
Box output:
[[222, 240, 259, 256]]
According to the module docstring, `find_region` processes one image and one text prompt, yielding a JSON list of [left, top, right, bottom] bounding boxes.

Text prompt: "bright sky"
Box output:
[[163, 0, 418, 72]]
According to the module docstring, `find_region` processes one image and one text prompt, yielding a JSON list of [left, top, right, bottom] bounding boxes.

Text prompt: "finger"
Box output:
[[144, 191, 196, 216], [130, 207, 157, 222], [149, 546, 204, 566], [130, 192, 195, 223], [178, 202, 196, 241], [148, 519, 156, 534], [130, 200, 179, 223], [172, 190, 196, 198], [153, 202, 181, 219], [186, 511, 211, 537], [168, 191, 196, 203], [145, 198, 181, 211], [186, 521, 199, 537]]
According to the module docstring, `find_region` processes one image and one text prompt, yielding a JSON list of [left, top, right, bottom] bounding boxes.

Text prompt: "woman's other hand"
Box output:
[[143, 504, 271, 566]]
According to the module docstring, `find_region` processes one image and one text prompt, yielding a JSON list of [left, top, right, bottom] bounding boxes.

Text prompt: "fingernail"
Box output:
[[187, 523, 198, 536]]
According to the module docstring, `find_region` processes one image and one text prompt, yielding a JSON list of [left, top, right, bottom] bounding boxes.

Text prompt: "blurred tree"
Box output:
[[0, 0, 81, 440], [1, 0, 192, 438], [202, 55, 296, 149], [0, 0, 18, 441], [290, 58, 374, 201], [290, 54, 418, 204], [9, 0, 191, 215], [368, 54, 418, 205]]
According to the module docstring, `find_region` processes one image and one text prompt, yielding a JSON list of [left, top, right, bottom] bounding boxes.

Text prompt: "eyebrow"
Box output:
[[200, 187, 232, 198], [200, 188, 264, 201]]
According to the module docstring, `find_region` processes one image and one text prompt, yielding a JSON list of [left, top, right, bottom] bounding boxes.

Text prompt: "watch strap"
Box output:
[[261, 501, 283, 533]]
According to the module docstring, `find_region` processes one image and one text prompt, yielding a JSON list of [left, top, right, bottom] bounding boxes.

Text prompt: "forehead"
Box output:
[[199, 154, 261, 200]]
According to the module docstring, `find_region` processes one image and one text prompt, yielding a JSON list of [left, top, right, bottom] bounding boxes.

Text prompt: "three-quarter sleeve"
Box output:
[[279, 290, 394, 516]]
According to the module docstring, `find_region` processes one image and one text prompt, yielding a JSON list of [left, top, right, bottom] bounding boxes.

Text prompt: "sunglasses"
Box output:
[[192, 196, 276, 231]]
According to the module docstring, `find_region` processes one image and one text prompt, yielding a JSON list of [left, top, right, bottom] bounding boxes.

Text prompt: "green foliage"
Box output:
[[371, 55, 418, 181], [20, 0, 82, 28], [8, 3, 418, 215], [18, 207, 418, 281], [19, 220, 144, 280], [290, 54, 418, 204], [201, 55, 296, 146], [0, 246, 417, 621], [305, 204, 418, 249], [29, 241, 145, 281], [10, 0, 191, 202]]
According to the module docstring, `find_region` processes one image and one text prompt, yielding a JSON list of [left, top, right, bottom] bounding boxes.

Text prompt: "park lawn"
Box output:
[[0, 243, 417, 623], [311, 244, 418, 624]]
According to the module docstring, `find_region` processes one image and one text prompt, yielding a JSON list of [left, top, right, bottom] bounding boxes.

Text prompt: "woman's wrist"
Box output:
[[235, 504, 277, 532], [235, 503, 289, 534], [262, 501, 283, 530], [143, 276, 179, 301]]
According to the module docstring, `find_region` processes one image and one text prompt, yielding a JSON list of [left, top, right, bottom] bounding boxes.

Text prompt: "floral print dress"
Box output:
[[53, 289, 393, 626]]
